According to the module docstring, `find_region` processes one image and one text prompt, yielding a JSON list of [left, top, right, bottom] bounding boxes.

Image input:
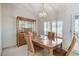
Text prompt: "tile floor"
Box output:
[[2, 45, 28, 56], [1, 45, 79, 56], [2, 45, 47, 56]]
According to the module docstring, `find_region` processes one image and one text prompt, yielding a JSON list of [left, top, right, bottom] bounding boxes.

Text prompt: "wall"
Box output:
[[63, 6, 72, 50], [0, 4, 2, 55], [2, 4, 35, 48]]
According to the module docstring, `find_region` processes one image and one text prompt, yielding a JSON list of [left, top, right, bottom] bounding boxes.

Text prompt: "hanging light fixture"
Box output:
[[39, 3, 47, 18]]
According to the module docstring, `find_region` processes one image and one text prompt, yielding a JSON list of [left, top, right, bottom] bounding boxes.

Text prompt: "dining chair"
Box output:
[[53, 33, 76, 56], [32, 32, 37, 39], [24, 33, 44, 56], [48, 32, 55, 40]]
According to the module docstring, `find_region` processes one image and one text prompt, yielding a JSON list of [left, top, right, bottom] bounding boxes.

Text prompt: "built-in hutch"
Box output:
[[16, 16, 36, 46]]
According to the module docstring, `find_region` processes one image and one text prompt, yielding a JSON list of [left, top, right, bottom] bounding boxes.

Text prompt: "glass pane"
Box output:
[[44, 21, 51, 35], [24, 21, 28, 28], [52, 22, 56, 36], [74, 19, 79, 51], [75, 19, 79, 38], [57, 21, 63, 37], [48, 22, 51, 32], [44, 22, 48, 35], [32, 22, 36, 32], [19, 20, 24, 31], [24, 21, 32, 28]]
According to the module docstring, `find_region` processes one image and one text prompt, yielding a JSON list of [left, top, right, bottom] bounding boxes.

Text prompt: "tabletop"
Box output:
[[32, 35, 62, 48]]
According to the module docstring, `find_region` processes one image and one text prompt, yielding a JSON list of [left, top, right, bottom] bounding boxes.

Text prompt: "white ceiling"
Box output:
[[7, 3, 67, 19], [2, 3, 79, 20]]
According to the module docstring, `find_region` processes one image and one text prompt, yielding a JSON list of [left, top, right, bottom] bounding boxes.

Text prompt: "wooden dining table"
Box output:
[[32, 35, 62, 56]]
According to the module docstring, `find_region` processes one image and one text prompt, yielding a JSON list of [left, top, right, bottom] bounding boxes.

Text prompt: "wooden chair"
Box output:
[[24, 33, 43, 56], [48, 32, 55, 40], [53, 34, 76, 56], [32, 32, 37, 39]]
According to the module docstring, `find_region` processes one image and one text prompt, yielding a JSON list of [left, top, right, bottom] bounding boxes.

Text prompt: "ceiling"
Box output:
[[10, 3, 67, 19], [2, 3, 75, 20], [2, 3, 79, 20]]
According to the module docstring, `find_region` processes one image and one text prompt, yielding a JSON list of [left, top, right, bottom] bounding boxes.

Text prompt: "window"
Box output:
[[52, 22, 56, 36], [44, 21, 51, 35], [57, 21, 63, 37], [44, 21, 63, 37], [75, 20, 79, 33], [73, 15, 79, 51]]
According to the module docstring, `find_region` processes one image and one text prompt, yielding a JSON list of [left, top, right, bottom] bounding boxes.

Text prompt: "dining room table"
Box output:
[[32, 35, 62, 56]]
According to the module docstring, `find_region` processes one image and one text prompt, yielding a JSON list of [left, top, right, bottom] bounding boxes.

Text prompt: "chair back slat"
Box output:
[[66, 35, 76, 56], [48, 32, 55, 40]]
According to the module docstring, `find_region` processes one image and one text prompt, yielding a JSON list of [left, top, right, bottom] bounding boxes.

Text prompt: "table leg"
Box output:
[[48, 48, 53, 56]]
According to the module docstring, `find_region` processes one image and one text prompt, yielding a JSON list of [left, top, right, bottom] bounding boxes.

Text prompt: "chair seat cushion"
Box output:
[[53, 48, 67, 56]]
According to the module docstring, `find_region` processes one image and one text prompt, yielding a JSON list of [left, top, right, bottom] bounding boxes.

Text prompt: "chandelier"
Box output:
[[39, 3, 47, 18]]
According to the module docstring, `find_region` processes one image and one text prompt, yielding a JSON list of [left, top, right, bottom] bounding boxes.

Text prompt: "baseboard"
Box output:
[[2, 45, 17, 49]]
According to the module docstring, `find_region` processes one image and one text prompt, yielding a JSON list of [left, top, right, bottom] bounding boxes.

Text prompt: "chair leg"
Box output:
[[60, 43, 62, 48], [48, 48, 53, 56], [27, 47, 30, 56], [32, 52, 35, 56]]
